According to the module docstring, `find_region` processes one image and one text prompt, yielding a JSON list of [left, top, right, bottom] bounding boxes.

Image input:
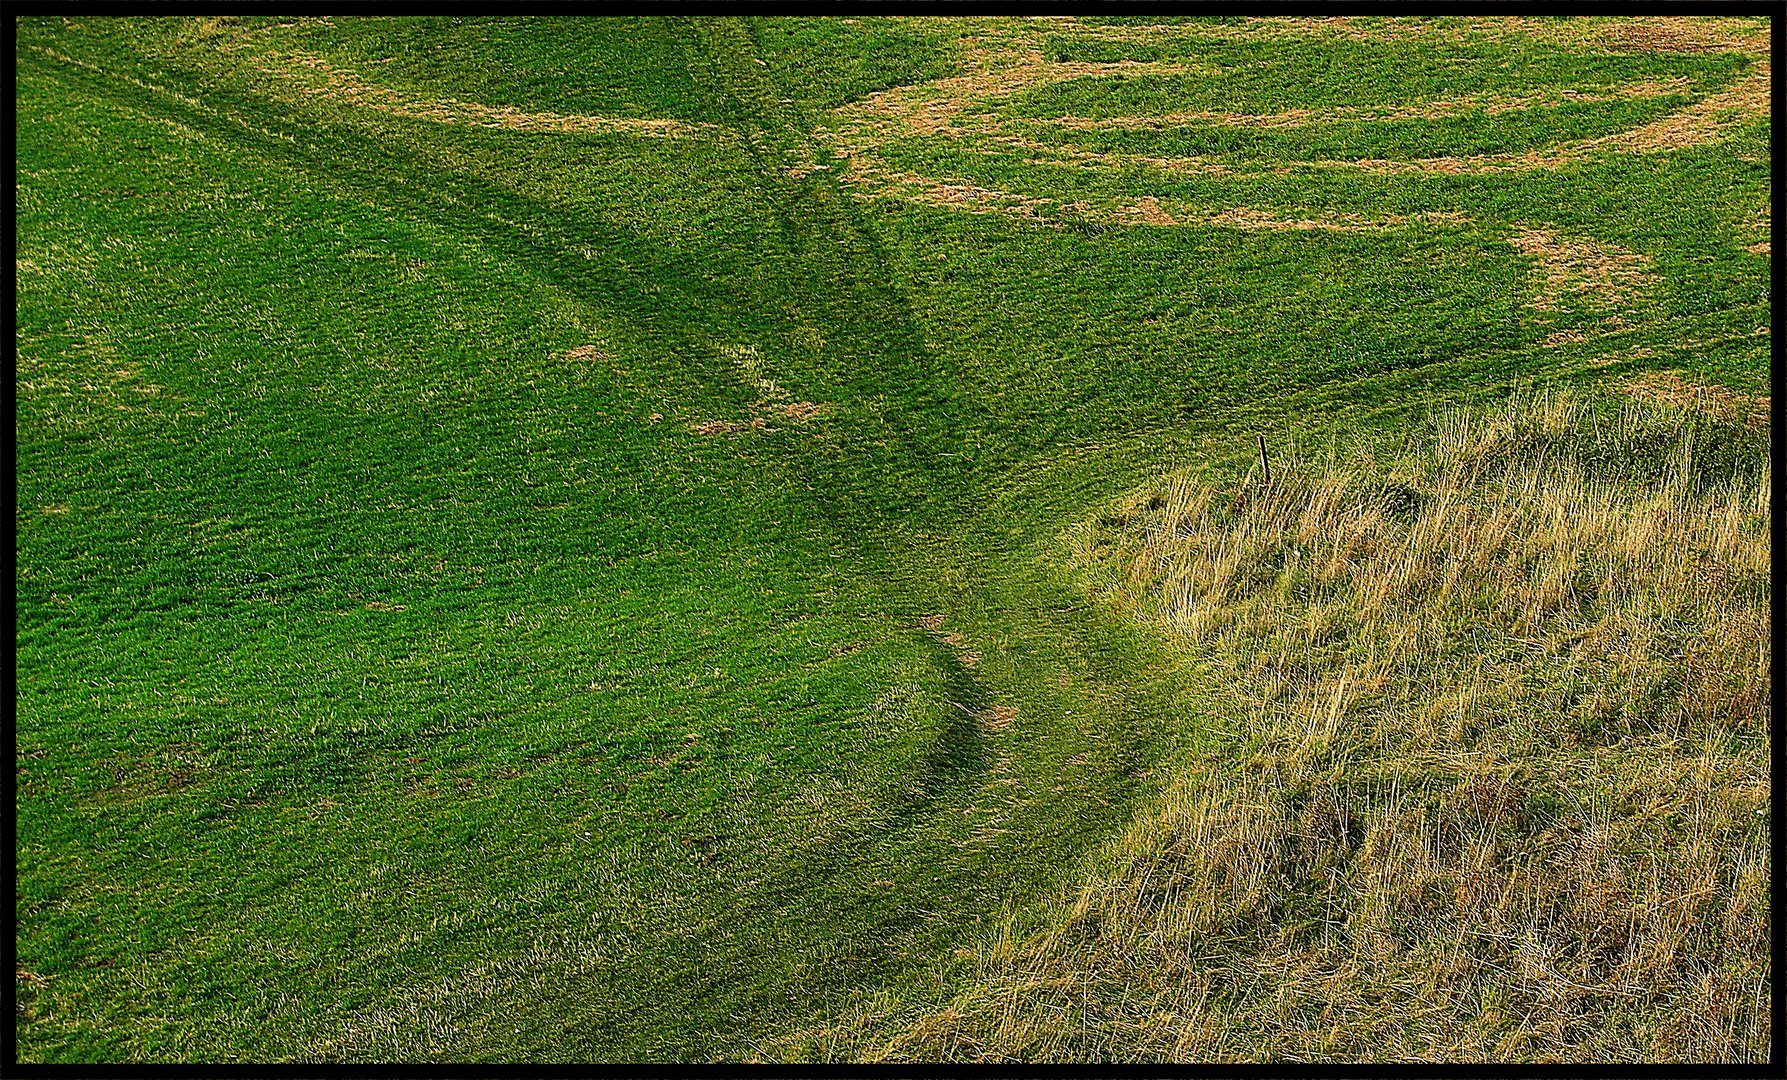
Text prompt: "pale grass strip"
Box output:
[[204, 31, 722, 139]]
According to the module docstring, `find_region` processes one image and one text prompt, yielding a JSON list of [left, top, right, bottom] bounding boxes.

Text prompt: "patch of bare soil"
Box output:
[[1506, 228, 1658, 313], [1621, 371, 1770, 427]]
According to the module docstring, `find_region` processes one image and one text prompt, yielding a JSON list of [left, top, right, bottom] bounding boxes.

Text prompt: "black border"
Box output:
[[7, 3, 1781, 1071]]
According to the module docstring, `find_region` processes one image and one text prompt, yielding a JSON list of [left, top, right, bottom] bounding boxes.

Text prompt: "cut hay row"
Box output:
[[838, 160, 1479, 233], [814, 15, 1767, 206]]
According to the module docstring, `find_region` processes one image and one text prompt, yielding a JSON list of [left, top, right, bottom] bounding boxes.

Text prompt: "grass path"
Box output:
[[17, 20, 1211, 1060]]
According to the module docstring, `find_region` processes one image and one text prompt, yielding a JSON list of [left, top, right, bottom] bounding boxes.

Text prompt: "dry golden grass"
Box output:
[[1587, 60, 1771, 155], [1192, 208, 1472, 233], [1621, 372, 1770, 428], [766, 401, 826, 421], [769, 392, 1769, 1062], [1281, 51, 1766, 177], [692, 417, 766, 436], [557, 344, 614, 362], [839, 163, 1065, 227]]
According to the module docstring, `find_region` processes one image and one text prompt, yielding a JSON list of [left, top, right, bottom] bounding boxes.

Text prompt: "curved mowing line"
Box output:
[[1305, 61, 1769, 175], [213, 37, 724, 139], [837, 160, 1476, 233], [941, 14, 1770, 55], [816, 17, 1768, 183], [1026, 79, 1698, 131]]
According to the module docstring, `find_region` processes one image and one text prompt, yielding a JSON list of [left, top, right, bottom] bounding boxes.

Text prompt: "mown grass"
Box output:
[[770, 392, 1770, 1062], [15, 13, 1770, 1063]]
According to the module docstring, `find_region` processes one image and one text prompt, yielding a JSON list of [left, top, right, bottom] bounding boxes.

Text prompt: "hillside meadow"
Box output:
[[14, 15, 1771, 1062]]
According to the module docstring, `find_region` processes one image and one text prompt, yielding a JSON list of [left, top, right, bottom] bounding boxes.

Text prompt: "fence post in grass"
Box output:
[[1257, 434, 1271, 490]]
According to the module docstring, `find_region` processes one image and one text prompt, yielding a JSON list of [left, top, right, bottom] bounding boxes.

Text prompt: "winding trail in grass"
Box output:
[[19, 21, 1207, 1061]]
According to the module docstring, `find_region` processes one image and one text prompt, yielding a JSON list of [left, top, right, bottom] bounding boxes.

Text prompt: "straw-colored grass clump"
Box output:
[[788, 392, 1770, 1062]]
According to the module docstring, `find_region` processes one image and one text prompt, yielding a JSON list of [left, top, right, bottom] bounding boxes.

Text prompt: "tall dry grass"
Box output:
[[772, 392, 1770, 1062]]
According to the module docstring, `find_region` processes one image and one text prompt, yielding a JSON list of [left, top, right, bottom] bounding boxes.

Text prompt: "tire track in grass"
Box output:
[[666, 16, 1216, 1057], [27, 20, 1080, 1062], [320, 16, 1182, 1059], [18, 33, 1016, 1061]]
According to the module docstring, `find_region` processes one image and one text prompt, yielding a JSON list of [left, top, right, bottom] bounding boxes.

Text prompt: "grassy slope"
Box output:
[[14, 15, 1770, 1062], [796, 394, 1768, 1062]]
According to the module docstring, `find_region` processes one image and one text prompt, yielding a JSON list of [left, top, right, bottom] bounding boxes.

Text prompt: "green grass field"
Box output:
[[15, 15, 1771, 1062]]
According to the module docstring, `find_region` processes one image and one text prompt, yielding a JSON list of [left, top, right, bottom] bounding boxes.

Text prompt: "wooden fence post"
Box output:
[[1257, 434, 1271, 489]]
